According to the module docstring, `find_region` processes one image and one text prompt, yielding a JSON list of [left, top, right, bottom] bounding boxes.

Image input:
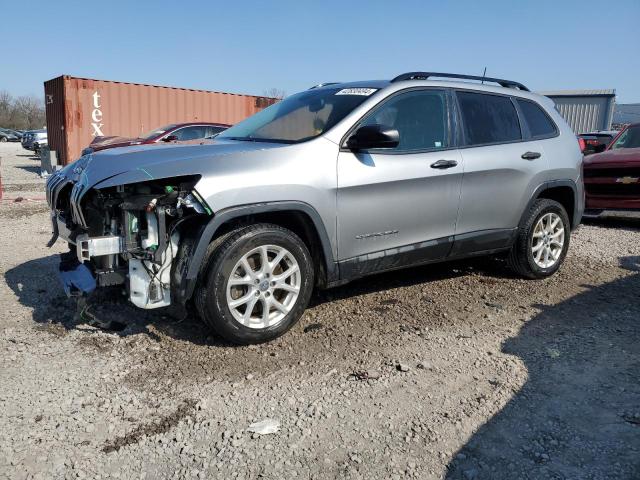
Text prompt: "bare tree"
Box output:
[[263, 88, 286, 100], [14, 96, 46, 130], [0, 90, 13, 127], [0, 93, 46, 130]]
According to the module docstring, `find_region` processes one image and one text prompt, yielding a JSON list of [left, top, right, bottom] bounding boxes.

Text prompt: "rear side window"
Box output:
[[457, 91, 521, 146], [516, 99, 557, 138]]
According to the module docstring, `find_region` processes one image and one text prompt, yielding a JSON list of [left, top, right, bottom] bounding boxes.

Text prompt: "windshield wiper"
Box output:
[[224, 136, 259, 142], [222, 136, 292, 144]]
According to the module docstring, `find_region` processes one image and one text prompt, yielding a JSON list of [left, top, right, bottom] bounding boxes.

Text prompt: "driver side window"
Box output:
[[361, 89, 450, 152]]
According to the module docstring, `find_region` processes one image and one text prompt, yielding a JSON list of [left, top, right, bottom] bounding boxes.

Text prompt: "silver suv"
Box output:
[[46, 72, 584, 344]]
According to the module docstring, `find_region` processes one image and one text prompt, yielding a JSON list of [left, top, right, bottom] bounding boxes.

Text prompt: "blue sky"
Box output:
[[5, 0, 640, 102]]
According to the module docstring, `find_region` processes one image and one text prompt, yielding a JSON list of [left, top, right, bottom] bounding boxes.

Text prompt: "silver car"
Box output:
[[22, 129, 47, 152], [46, 72, 584, 344]]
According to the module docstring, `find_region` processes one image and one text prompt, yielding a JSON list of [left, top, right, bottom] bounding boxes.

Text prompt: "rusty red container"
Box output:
[[44, 75, 277, 165]]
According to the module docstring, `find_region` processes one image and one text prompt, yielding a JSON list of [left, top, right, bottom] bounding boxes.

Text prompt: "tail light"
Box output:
[[578, 137, 586, 152]]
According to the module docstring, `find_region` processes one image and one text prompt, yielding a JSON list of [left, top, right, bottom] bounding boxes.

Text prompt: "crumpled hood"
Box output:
[[583, 147, 640, 167], [59, 140, 284, 191]]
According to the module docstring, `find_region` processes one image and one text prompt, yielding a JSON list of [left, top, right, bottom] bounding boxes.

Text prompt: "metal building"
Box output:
[[44, 75, 278, 165], [613, 103, 640, 126], [538, 89, 616, 134]]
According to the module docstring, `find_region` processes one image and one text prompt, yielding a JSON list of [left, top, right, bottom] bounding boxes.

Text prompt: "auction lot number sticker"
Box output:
[[335, 88, 378, 96]]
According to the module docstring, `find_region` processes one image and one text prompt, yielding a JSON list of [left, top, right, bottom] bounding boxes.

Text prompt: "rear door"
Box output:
[[453, 91, 549, 250], [337, 88, 463, 268]]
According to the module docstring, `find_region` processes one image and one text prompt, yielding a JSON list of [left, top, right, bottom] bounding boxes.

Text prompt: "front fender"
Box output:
[[177, 201, 338, 303]]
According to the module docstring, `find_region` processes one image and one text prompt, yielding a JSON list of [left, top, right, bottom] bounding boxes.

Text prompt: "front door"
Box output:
[[336, 88, 463, 275]]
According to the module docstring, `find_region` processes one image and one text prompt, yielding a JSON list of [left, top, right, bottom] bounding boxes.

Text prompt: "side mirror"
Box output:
[[163, 134, 178, 142], [346, 124, 399, 151]]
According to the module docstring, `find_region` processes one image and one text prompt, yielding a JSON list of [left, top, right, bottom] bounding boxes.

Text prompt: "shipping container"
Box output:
[[44, 75, 278, 165], [539, 89, 616, 134]]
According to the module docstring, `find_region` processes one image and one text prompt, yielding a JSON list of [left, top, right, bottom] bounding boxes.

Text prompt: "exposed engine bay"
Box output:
[[47, 173, 210, 309]]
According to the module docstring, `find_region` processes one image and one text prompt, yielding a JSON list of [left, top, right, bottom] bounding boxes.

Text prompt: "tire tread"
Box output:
[[507, 199, 570, 279], [195, 223, 314, 344]]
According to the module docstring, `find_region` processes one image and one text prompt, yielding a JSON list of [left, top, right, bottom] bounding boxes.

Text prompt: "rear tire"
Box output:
[[195, 223, 314, 344], [507, 199, 570, 279]]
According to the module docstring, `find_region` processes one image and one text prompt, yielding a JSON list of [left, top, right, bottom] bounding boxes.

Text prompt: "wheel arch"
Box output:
[[525, 180, 580, 230], [180, 201, 337, 303]]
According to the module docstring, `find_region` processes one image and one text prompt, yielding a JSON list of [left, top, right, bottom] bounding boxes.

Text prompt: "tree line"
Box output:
[[0, 91, 46, 130]]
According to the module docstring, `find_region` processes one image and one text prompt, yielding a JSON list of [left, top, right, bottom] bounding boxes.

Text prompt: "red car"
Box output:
[[583, 122, 640, 214], [84, 122, 229, 154]]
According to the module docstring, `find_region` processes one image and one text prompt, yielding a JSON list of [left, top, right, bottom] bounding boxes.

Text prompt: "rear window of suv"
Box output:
[[516, 99, 557, 138], [457, 91, 521, 146]]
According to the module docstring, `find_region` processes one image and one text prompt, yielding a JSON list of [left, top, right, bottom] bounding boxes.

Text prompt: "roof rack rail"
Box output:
[[390, 72, 529, 91], [308, 82, 340, 90]]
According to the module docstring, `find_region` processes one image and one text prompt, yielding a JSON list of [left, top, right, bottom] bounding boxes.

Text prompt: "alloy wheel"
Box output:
[[226, 244, 301, 329], [531, 212, 565, 268]]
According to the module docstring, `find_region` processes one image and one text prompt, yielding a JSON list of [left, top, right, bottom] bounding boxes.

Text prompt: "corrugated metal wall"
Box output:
[[44, 76, 67, 165], [544, 95, 615, 134], [44, 76, 278, 165]]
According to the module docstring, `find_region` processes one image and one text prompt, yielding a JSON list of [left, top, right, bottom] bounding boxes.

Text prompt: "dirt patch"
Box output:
[[0, 202, 50, 219], [34, 322, 69, 338], [2, 182, 46, 193], [76, 334, 117, 353], [102, 399, 197, 454]]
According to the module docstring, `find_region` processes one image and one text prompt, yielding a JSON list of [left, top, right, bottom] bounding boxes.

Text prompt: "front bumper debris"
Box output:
[[57, 250, 96, 297]]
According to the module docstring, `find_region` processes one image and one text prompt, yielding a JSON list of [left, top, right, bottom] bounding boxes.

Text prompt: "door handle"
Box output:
[[521, 151, 541, 160], [430, 159, 458, 169]]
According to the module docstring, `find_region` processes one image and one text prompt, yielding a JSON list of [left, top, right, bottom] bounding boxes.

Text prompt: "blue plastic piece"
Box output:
[[58, 263, 96, 297]]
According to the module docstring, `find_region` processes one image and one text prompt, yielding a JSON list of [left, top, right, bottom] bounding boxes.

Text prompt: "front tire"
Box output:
[[507, 199, 570, 279], [195, 224, 314, 344]]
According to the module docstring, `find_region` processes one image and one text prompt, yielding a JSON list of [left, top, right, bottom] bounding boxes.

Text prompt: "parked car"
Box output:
[[0, 128, 20, 142], [33, 133, 48, 154], [84, 122, 229, 154], [22, 129, 47, 152], [578, 130, 618, 155], [46, 72, 583, 344], [583, 122, 640, 214], [21, 130, 35, 149], [9, 129, 23, 140]]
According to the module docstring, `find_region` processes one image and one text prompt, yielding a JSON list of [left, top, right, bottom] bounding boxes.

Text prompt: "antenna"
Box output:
[[481, 67, 487, 84]]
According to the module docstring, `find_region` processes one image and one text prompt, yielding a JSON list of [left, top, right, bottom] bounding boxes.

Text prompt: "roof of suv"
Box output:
[[311, 73, 550, 105]]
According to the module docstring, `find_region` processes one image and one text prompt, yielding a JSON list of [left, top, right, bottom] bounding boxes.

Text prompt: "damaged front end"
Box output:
[[47, 164, 210, 310]]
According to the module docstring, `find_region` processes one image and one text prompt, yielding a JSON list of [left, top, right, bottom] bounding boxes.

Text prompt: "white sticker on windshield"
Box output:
[[335, 88, 377, 96]]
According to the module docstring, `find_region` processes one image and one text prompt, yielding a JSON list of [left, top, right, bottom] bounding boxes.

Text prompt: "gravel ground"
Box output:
[[1, 142, 639, 479]]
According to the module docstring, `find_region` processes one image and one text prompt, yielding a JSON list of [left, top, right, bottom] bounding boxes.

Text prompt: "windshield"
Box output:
[[218, 87, 378, 144], [611, 125, 640, 150], [140, 124, 177, 140]]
